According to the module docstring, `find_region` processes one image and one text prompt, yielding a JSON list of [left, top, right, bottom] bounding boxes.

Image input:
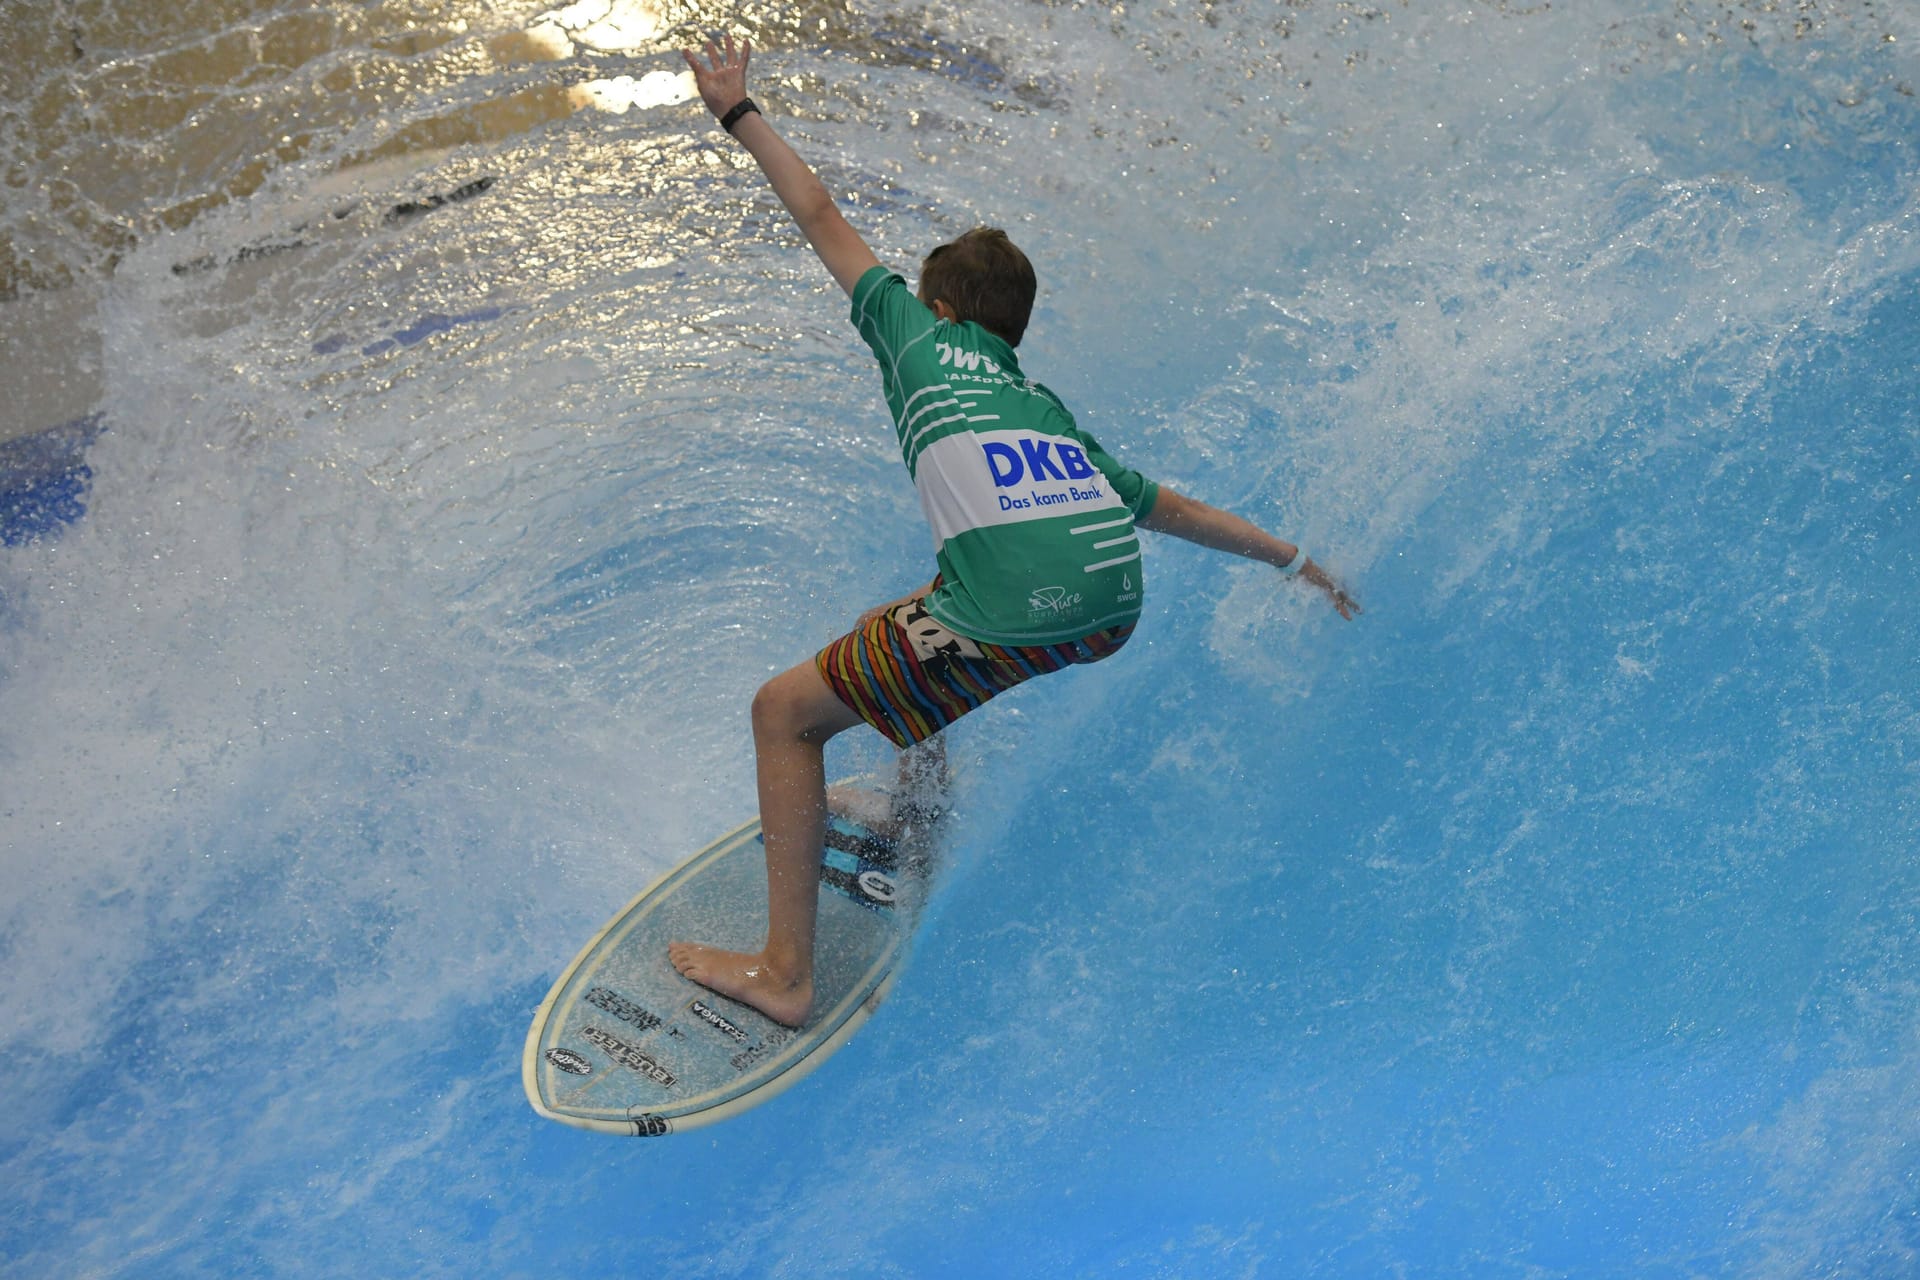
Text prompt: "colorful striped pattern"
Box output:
[[816, 603, 1134, 748]]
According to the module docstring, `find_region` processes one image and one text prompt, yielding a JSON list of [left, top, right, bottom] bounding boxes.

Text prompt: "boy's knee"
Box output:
[[751, 668, 825, 741], [752, 662, 860, 745], [750, 677, 794, 736]]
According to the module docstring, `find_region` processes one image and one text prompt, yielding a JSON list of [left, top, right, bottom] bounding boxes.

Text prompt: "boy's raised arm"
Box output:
[[682, 35, 881, 295], [1140, 487, 1361, 620]]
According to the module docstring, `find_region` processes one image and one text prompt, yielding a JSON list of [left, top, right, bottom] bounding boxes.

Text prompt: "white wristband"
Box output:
[[1279, 547, 1308, 578]]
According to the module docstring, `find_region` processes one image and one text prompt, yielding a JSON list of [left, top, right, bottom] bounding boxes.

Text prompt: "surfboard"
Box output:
[[522, 789, 943, 1136]]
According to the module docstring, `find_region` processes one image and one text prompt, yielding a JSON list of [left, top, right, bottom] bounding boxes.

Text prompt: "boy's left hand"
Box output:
[[682, 33, 752, 120]]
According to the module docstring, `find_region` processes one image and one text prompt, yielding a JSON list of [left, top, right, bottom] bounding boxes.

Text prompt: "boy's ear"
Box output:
[[930, 298, 959, 323]]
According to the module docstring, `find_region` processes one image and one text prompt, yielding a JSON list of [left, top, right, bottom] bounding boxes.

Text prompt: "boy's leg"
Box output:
[[826, 735, 949, 838], [668, 658, 866, 1027]]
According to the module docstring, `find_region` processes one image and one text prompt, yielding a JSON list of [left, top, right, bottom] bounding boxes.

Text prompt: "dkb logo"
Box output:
[[981, 437, 1097, 488]]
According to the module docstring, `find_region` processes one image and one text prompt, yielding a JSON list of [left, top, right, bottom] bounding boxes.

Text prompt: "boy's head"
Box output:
[[918, 227, 1036, 347]]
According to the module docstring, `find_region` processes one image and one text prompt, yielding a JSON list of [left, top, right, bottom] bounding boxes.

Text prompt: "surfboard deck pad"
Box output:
[[523, 793, 941, 1136]]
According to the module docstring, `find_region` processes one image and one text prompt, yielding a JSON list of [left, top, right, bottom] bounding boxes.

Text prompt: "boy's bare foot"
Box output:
[[667, 941, 814, 1028]]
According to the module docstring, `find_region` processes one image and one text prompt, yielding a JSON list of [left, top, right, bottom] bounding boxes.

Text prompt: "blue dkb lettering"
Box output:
[[1019, 438, 1068, 482], [983, 437, 1094, 488], [983, 442, 1023, 487], [1056, 443, 1095, 480]]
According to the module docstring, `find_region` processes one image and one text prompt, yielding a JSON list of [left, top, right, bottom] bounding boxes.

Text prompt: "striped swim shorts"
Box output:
[[816, 596, 1134, 748]]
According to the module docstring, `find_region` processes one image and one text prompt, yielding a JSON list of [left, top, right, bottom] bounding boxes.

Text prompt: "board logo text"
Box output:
[[585, 985, 663, 1033], [545, 1047, 593, 1076], [581, 1025, 677, 1088], [690, 1000, 749, 1044]]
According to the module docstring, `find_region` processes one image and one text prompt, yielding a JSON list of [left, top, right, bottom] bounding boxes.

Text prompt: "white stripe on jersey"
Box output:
[[1083, 548, 1143, 573]]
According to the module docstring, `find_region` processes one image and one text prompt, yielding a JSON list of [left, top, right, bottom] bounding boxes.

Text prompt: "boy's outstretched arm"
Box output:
[[682, 35, 880, 295], [1139, 487, 1361, 620]]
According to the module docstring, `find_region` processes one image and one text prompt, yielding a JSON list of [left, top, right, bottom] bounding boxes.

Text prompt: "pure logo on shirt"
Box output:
[[1028, 585, 1084, 615]]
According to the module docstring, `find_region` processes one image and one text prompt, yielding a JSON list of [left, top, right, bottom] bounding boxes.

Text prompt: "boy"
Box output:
[[668, 35, 1361, 1028]]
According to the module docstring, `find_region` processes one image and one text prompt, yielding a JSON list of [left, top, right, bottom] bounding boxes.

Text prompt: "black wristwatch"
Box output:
[[719, 98, 760, 135]]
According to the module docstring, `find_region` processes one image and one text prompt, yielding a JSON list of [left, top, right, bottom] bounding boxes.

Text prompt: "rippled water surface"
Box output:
[[3, 1, 1919, 1275]]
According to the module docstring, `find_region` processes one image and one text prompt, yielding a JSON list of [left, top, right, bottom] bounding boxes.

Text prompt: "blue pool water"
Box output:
[[3, 2, 1918, 1275]]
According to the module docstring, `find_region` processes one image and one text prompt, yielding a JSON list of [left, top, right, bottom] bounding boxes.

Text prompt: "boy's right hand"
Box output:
[[675, 28, 882, 293], [682, 33, 752, 121], [1299, 560, 1362, 621]]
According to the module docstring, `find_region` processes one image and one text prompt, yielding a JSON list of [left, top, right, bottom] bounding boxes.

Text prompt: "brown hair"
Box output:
[[919, 227, 1037, 347]]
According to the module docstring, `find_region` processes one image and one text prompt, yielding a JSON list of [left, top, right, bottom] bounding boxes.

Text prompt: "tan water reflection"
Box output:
[[0, 0, 720, 302], [0, 0, 748, 437]]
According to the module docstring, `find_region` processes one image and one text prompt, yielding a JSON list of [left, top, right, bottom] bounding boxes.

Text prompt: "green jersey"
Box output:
[[850, 266, 1159, 645]]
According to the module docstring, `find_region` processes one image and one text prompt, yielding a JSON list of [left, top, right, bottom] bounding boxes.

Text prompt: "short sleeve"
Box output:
[[849, 266, 937, 369], [1071, 426, 1159, 519]]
